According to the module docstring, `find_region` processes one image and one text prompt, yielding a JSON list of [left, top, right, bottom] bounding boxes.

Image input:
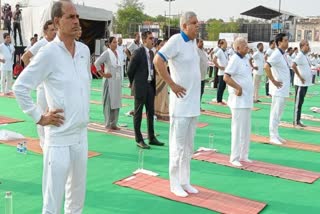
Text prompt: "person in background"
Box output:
[[197, 38, 209, 108]]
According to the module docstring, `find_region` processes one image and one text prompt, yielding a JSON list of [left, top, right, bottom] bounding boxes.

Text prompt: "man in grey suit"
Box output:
[[127, 31, 165, 149]]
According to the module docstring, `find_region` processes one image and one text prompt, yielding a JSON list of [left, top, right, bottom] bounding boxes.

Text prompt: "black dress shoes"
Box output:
[[149, 138, 165, 146], [136, 141, 151, 149]]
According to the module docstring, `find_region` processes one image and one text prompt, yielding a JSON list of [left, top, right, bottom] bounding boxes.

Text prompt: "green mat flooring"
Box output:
[[1, 77, 320, 213]]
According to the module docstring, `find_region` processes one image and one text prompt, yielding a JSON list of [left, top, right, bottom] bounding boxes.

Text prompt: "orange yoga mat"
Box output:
[[251, 134, 320, 153], [115, 173, 267, 214], [88, 122, 148, 139], [0, 116, 24, 125], [280, 122, 320, 133], [201, 110, 231, 119], [0, 138, 101, 158], [193, 150, 320, 183]]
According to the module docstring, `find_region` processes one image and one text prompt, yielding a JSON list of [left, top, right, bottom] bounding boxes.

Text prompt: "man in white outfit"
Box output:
[[250, 43, 264, 103], [292, 40, 313, 127], [13, 1, 91, 213], [0, 33, 15, 95], [224, 38, 253, 167], [21, 20, 56, 148], [264, 33, 290, 145], [154, 11, 200, 198]]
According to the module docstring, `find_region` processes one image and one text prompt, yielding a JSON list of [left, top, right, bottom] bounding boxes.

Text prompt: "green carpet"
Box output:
[[1, 77, 320, 213]]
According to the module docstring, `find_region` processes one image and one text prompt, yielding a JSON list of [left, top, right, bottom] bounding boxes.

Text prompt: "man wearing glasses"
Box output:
[[127, 31, 165, 149]]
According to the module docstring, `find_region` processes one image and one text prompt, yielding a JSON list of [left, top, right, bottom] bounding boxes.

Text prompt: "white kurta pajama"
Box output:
[[0, 43, 15, 94], [158, 31, 200, 193], [252, 51, 265, 101], [267, 48, 291, 141], [13, 36, 91, 214], [95, 48, 122, 128], [29, 38, 49, 148], [225, 53, 253, 163]]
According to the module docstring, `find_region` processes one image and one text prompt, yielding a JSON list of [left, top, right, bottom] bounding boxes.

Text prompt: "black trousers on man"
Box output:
[[134, 83, 155, 142], [294, 86, 308, 124], [217, 75, 226, 102], [13, 22, 23, 46]]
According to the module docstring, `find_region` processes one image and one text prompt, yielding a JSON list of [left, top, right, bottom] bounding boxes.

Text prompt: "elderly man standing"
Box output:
[[154, 11, 200, 197], [13, 0, 91, 213], [292, 40, 313, 127], [264, 33, 290, 145], [224, 38, 253, 167]]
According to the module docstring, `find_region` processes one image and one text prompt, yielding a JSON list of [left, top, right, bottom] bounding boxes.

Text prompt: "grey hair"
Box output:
[[233, 37, 247, 50], [180, 11, 197, 29]]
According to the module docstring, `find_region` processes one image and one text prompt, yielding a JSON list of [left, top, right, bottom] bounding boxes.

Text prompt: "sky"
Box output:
[[78, 0, 320, 21]]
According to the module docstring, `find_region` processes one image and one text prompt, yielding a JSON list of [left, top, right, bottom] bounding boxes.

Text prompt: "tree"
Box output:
[[206, 19, 240, 40], [116, 0, 145, 37]]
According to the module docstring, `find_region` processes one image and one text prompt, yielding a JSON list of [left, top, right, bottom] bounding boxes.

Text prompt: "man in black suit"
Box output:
[[127, 31, 165, 149]]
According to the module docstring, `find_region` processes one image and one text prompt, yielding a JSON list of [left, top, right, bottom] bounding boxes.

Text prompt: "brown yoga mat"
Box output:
[[192, 150, 320, 183], [88, 122, 148, 139], [251, 134, 320, 153], [0, 116, 24, 125], [122, 94, 134, 99], [280, 122, 320, 133], [208, 101, 260, 111], [142, 113, 208, 128], [0, 138, 101, 158], [115, 173, 267, 214], [90, 100, 129, 107], [201, 110, 231, 119], [91, 88, 102, 92], [0, 94, 15, 98]]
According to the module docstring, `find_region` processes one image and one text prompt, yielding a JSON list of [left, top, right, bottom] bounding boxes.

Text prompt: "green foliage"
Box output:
[[206, 19, 240, 40]]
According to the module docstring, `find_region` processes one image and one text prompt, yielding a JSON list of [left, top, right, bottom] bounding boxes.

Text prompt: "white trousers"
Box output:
[[269, 96, 286, 139], [1, 69, 12, 93], [230, 108, 251, 162], [37, 84, 48, 148], [253, 74, 262, 101], [169, 116, 197, 190], [42, 134, 88, 214]]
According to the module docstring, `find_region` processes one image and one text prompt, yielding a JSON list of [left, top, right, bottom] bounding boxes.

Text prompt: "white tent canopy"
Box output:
[[4, 0, 112, 45]]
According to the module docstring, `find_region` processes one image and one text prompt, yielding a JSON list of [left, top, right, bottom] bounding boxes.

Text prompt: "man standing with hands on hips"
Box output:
[[13, 0, 91, 213], [154, 11, 200, 197]]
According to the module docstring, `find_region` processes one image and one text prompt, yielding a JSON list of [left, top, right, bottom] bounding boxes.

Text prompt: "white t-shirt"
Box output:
[[117, 45, 125, 65], [158, 32, 200, 117], [0, 43, 15, 71], [225, 53, 253, 109], [214, 48, 229, 76], [197, 48, 208, 81], [267, 48, 291, 97], [29, 38, 49, 57], [252, 51, 265, 75], [265, 48, 275, 58], [293, 51, 313, 86]]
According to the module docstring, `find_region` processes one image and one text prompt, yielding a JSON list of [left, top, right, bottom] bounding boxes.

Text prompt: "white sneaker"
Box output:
[[277, 136, 287, 143], [240, 158, 253, 163], [182, 184, 199, 194], [270, 137, 283, 145], [171, 186, 188, 197], [230, 160, 243, 167]]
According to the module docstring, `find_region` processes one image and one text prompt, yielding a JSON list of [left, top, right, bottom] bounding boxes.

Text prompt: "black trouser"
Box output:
[[13, 22, 23, 46], [217, 75, 226, 102], [213, 66, 219, 88], [200, 80, 205, 102], [4, 19, 11, 35], [208, 66, 213, 78], [133, 83, 155, 142], [290, 69, 294, 86], [265, 77, 269, 96], [294, 86, 308, 124]]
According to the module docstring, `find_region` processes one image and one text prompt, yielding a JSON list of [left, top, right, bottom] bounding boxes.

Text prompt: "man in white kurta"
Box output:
[[292, 40, 313, 127], [0, 33, 15, 95], [154, 11, 200, 198], [21, 20, 56, 148], [251, 43, 264, 102], [224, 38, 253, 167], [13, 1, 91, 213], [264, 33, 290, 145]]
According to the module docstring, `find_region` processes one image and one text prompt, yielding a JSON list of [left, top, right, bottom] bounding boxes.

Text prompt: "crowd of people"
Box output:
[[0, 0, 319, 212]]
